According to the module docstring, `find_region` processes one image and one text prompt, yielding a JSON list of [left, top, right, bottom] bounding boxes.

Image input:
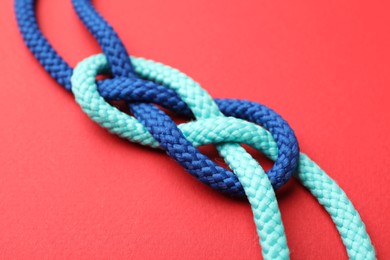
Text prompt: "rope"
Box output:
[[72, 54, 290, 258], [14, 0, 376, 259], [15, 0, 298, 194], [72, 54, 376, 260]]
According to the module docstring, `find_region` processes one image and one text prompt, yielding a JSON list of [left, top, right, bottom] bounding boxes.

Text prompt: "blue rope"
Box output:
[[14, 0, 299, 195]]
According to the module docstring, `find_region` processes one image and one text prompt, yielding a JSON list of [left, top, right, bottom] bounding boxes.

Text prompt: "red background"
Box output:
[[0, 0, 389, 259]]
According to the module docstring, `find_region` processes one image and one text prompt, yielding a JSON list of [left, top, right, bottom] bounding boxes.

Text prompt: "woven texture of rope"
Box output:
[[71, 54, 290, 259], [72, 54, 376, 260], [14, 0, 376, 259], [15, 0, 299, 194]]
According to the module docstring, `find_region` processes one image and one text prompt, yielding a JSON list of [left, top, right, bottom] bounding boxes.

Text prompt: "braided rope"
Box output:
[[14, 0, 376, 259], [15, 0, 298, 195], [71, 54, 376, 259], [71, 54, 290, 259], [14, 0, 73, 89], [15, 0, 297, 258]]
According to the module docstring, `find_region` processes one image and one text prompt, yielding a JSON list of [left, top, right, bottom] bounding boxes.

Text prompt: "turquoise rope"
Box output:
[[71, 54, 376, 260]]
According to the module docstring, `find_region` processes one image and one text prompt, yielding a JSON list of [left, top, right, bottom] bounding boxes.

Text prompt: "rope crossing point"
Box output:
[[15, 0, 376, 259]]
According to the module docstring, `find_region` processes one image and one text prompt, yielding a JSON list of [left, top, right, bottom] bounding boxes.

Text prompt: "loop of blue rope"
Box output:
[[14, 0, 299, 194]]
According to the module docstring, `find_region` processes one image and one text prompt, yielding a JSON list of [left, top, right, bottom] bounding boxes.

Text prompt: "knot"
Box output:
[[15, 0, 377, 258], [72, 53, 299, 258], [72, 54, 300, 196]]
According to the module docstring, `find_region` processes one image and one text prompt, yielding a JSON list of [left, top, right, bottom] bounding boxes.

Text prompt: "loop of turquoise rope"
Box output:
[[71, 54, 376, 260]]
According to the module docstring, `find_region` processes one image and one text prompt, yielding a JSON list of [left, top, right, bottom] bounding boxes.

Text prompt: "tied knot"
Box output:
[[72, 54, 300, 197], [14, 0, 376, 258]]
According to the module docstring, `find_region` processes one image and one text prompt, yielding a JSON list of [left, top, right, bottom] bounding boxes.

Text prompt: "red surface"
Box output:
[[0, 0, 389, 259]]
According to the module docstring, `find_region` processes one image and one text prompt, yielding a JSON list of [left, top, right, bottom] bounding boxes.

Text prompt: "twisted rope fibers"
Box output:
[[14, 0, 376, 259]]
